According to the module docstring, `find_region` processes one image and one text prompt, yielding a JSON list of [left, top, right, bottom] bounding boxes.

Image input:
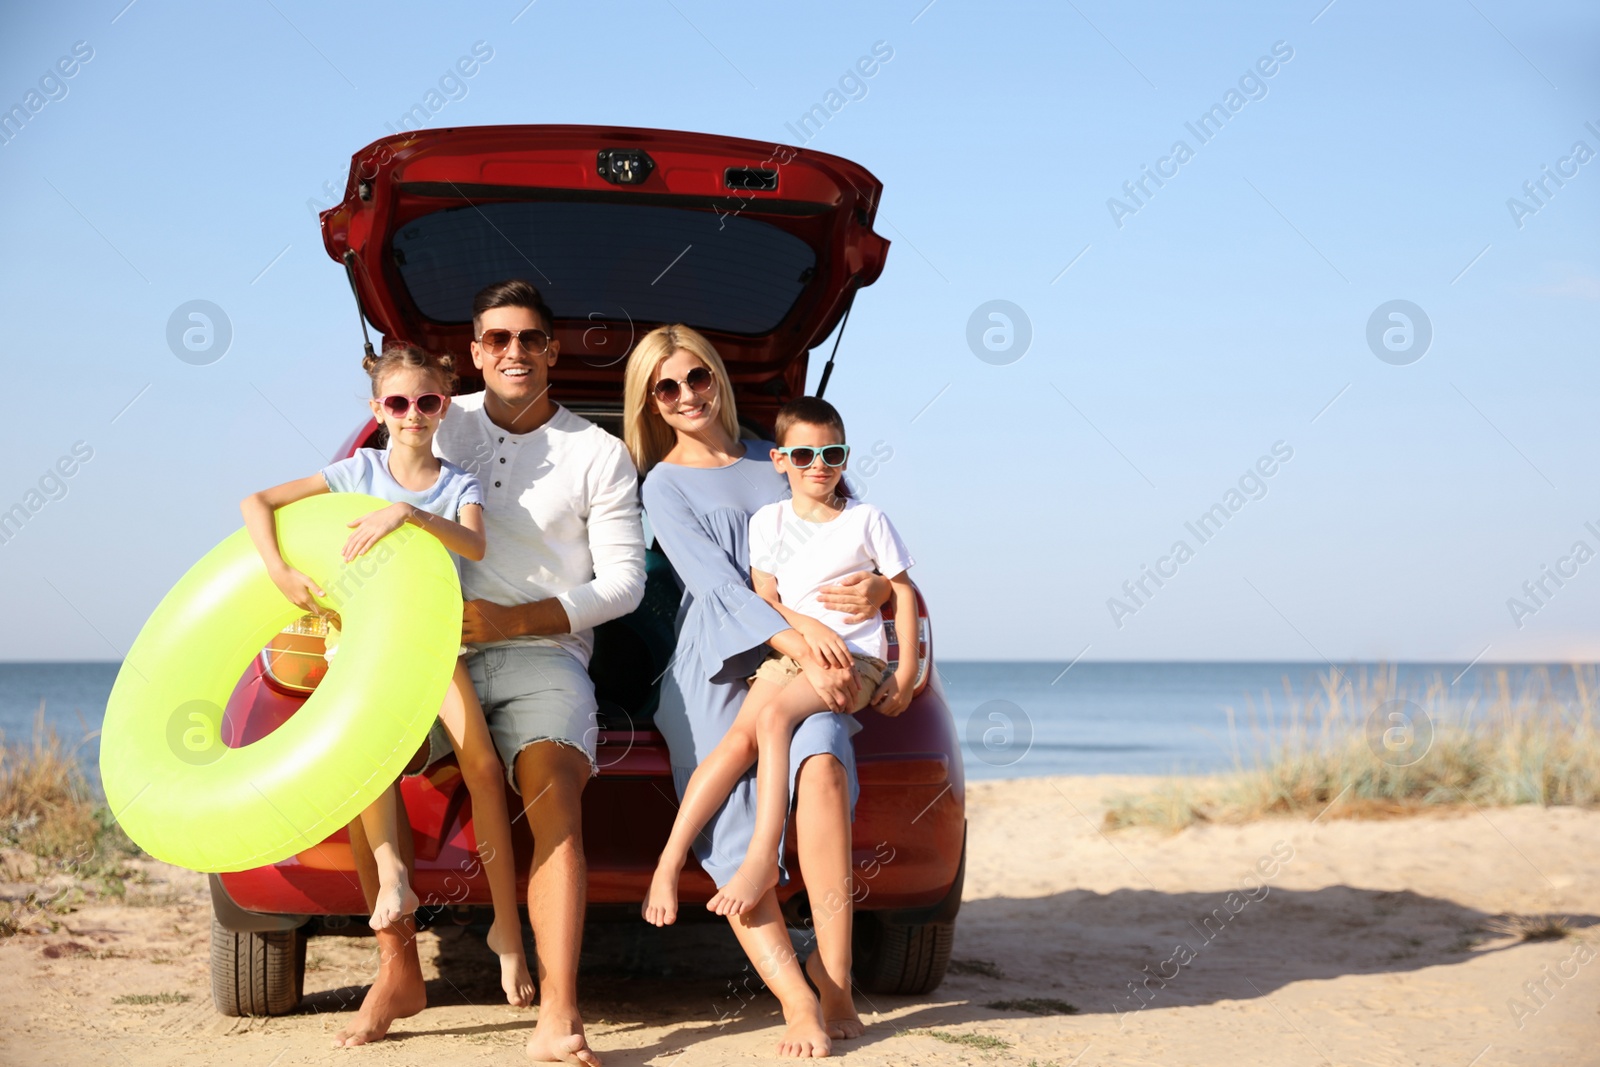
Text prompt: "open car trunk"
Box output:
[[320, 124, 889, 425]]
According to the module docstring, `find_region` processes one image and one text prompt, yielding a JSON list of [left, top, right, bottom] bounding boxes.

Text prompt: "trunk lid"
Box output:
[[320, 125, 889, 404]]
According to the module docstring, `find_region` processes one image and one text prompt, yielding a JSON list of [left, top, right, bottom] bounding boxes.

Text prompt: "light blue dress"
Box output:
[[642, 445, 861, 888]]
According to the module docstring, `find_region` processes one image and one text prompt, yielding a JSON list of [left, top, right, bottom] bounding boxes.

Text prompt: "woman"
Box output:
[[623, 324, 890, 1059]]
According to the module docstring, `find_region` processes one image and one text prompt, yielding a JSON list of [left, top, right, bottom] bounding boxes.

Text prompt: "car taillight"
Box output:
[[259, 613, 329, 693], [884, 590, 932, 694]]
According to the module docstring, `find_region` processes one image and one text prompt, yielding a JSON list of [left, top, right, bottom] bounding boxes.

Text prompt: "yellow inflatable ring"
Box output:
[[100, 493, 462, 873]]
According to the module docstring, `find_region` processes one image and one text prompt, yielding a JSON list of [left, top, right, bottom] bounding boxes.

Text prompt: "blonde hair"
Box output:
[[623, 324, 740, 474]]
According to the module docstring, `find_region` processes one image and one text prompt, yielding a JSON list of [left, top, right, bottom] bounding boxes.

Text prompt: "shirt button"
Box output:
[[498, 436, 504, 443], [494, 481, 502, 487], [499, 457, 506, 463]]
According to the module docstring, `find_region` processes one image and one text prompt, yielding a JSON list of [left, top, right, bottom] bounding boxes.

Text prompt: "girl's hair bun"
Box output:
[[364, 343, 457, 395]]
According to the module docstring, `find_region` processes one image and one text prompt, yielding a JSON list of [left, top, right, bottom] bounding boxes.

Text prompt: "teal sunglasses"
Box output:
[[777, 444, 850, 469]]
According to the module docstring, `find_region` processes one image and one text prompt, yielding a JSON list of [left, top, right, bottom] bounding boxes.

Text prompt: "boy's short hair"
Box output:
[[774, 396, 846, 445], [472, 279, 555, 335]]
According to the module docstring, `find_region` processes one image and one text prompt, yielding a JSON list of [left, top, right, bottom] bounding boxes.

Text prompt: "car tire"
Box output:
[[210, 913, 306, 1016], [852, 912, 954, 995]]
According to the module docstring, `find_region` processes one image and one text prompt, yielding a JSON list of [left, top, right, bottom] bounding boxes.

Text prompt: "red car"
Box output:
[[208, 125, 966, 1016]]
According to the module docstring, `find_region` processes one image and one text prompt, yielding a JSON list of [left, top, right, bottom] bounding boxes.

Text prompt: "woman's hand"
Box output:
[[795, 616, 852, 669], [343, 502, 414, 562], [816, 570, 892, 625], [800, 655, 860, 713], [268, 564, 326, 615]]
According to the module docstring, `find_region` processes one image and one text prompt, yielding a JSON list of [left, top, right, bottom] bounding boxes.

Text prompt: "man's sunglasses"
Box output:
[[380, 393, 447, 418], [653, 365, 716, 405], [777, 444, 850, 469], [476, 328, 551, 356]]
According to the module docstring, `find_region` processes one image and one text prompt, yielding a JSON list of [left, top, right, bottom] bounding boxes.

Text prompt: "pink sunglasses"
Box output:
[[379, 393, 446, 418]]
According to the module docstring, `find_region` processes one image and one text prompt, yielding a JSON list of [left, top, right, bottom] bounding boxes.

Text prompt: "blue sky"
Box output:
[[1, 0, 1597, 663]]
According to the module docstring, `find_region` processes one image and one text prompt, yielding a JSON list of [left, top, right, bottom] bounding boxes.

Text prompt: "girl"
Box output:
[[240, 344, 533, 1008]]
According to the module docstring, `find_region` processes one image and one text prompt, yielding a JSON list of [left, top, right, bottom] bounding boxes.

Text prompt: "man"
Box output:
[[335, 279, 645, 1067]]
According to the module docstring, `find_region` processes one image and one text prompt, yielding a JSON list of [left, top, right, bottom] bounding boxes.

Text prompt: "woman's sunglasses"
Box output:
[[777, 444, 850, 469], [380, 393, 447, 418], [476, 328, 551, 356], [653, 365, 716, 405]]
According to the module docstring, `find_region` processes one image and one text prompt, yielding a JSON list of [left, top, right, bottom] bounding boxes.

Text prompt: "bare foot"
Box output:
[[806, 953, 864, 1039], [642, 857, 681, 927], [333, 922, 426, 1046], [368, 877, 419, 931], [706, 859, 778, 917], [486, 916, 534, 1007], [776, 1000, 833, 1058], [525, 1011, 602, 1065]]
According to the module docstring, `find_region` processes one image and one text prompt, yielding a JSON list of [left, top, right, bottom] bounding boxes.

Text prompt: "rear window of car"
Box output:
[[391, 201, 817, 335]]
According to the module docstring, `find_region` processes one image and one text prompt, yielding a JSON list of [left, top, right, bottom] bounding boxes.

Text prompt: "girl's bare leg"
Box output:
[[360, 784, 418, 930], [642, 679, 781, 926], [437, 658, 533, 1007], [707, 679, 832, 917], [795, 754, 863, 1039], [724, 888, 833, 1058]]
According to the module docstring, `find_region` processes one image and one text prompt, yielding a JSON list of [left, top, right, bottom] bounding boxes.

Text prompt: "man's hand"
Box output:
[[801, 656, 860, 713], [795, 616, 852, 669], [462, 599, 522, 644], [816, 570, 891, 624], [268, 564, 326, 615], [343, 502, 413, 562]]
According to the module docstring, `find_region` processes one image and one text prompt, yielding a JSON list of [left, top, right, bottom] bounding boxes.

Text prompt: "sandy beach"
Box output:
[[2, 774, 1596, 1066]]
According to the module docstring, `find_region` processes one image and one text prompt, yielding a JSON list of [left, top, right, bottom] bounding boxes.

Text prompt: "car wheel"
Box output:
[[852, 912, 954, 995], [210, 912, 306, 1016]]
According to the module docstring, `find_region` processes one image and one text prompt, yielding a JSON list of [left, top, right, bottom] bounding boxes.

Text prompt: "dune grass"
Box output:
[[1105, 665, 1600, 832], [1, 704, 134, 936]]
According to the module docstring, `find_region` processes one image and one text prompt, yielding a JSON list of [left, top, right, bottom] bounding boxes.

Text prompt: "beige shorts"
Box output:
[[751, 651, 889, 714]]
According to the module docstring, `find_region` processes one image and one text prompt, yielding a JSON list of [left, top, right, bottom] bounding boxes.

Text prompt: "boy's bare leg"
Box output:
[[795, 754, 863, 1039], [335, 786, 427, 1047], [642, 679, 779, 926], [516, 741, 602, 1067], [438, 660, 533, 1007], [358, 784, 419, 930], [707, 679, 832, 917], [723, 888, 832, 1058]]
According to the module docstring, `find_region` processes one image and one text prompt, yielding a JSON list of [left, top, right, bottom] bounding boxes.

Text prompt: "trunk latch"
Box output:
[[597, 148, 655, 185]]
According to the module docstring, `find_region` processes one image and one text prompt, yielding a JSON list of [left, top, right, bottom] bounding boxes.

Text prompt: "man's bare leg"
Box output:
[[723, 889, 832, 1058], [335, 785, 428, 1046], [516, 741, 601, 1067], [707, 680, 831, 917], [795, 755, 863, 1040]]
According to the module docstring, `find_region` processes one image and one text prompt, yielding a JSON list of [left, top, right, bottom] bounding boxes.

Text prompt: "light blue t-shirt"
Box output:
[[321, 447, 484, 524]]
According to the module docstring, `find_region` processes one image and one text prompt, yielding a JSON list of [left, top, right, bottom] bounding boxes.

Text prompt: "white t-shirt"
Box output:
[[747, 497, 914, 660], [433, 396, 645, 668]]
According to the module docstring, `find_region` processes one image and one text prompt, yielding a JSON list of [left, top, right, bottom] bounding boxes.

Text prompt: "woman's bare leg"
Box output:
[[437, 658, 533, 1007], [707, 680, 832, 917], [642, 679, 779, 926], [359, 784, 418, 930], [795, 753, 863, 1039], [724, 889, 833, 1058]]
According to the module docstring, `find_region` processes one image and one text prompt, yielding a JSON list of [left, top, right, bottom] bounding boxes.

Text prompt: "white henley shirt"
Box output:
[[433, 395, 645, 667]]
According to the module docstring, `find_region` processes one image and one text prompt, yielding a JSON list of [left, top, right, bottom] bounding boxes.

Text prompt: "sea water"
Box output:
[[2, 659, 1592, 785]]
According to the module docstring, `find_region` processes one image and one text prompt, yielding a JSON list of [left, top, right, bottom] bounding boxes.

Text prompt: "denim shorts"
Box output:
[[419, 644, 599, 792]]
